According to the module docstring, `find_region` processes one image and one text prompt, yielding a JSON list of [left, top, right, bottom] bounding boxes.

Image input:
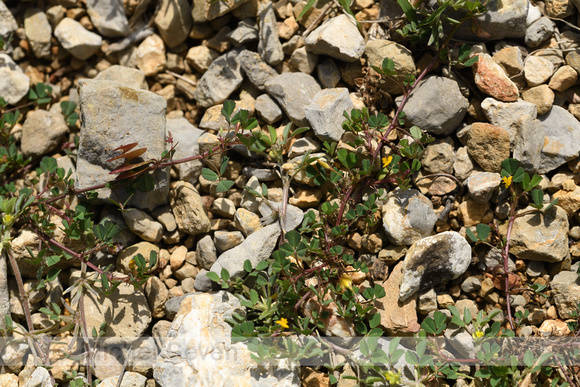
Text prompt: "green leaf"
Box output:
[[531, 188, 544, 208], [46, 268, 61, 282], [291, 126, 310, 138], [397, 0, 418, 24], [243, 259, 252, 273], [465, 227, 478, 243], [46, 255, 61, 267], [40, 157, 58, 174], [463, 55, 479, 67], [60, 100, 76, 116], [529, 174, 542, 190], [255, 260, 269, 271], [202, 168, 219, 181], [513, 167, 525, 183], [369, 313, 380, 329], [216, 180, 234, 193], [206, 271, 220, 283], [524, 350, 535, 367], [219, 157, 229, 176], [298, 0, 316, 19], [476, 223, 490, 241], [222, 100, 235, 122], [410, 126, 422, 139], [544, 198, 558, 211], [286, 230, 301, 248], [501, 158, 520, 176], [220, 268, 230, 281], [135, 173, 155, 192], [101, 273, 110, 291]]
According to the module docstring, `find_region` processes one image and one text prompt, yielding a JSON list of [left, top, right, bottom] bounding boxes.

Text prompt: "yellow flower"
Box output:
[[2, 214, 14, 225], [502, 175, 512, 188], [339, 274, 353, 291], [276, 318, 289, 329], [382, 155, 393, 168], [384, 370, 401, 385], [472, 330, 485, 339]]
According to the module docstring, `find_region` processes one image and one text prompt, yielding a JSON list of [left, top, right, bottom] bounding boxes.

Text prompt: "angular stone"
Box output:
[[196, 234, 217, 270], [513, 114, 544, 173], [227, 19, 258, 46], [136, 34, 166, 76], [455, 0, 528, 40], [21, 110, 68, 159], [94, 65, 148, 90], [458, 198, 489, 227], [258, 2, 284, 65], [122, 209, 164, 243], [466, 122, 510, 172], [0, 1, 17, 37], [304, 14, 365, 62], [0, 54, 29, 105], [255, 94, 283, 124], [234, 208, 261, 237], [265, 73, 321, 127], [145, 276, 169, 319], [480, 98, 537, 145], [238, 50, 279, 91], [548, 65, 578, 92], [365, 39, 415, 95], [304, 88, 352, 142], [382, 189, 437, 245], [169, 182, 211, 235], [524, 56, 554, 87], [473, 53, 519, 102], [54, 18, 102, 60], [401, 76, 468, 136], [193, 47, 244, 108], [550, 271, 580, 318], [399, 231, 472, 301], [86, 0, 129, 37], [191, 0, 250, 22], [214, 230, 245, 254], [185, 45, 218, 73], [24, 8, 52, 59], [167, 117, 204, 184], [154, 0, 192, 48], [420, 137, 456, 174], [525, 16, 555, 48], [537, 105, 580, 173], [466, 172, 501, 203], [509, 206, 569, 262], [522, 85, 554, 116], [289, 46, 318, 74], [316, 58, 341, 88], [76, 80, 169, 211]]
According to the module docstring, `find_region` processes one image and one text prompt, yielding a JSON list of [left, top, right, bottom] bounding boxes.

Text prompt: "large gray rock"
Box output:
[[0, 1, 17, 37], [239, 50, 279, 91], [0, 54, 29, 105], [401, 76, 468, 136], [86, 0, 130, 37], [509, 206, 569, 262], [304, 14, 365, 62], [382, 189, 437, 245], [21, 110, 68, 159], [550, 271, 580, 319], [167, 117, 205, 184], [191, 0, 250, 22], [210, 223, 281, 280], [525, 16, 555, 48], [24, 8, 52, 59], [193, 47, 244, 108], [94, 65, 148, 90], [454, 0, 528, 40], [70, 270, 151, 345], [76, 80, 169, 211], [153, 291, 299, 386], [54, 18, 102, 60], [513, 114, 544, 173], [304, 88, 352, 142], [258, 2, 283, 65], [399, 231, 472, 301], [537, 106, 580, 173], [154, 0, 192, 48], [265, 73, 321, 127], [481, 98, 538, 145]]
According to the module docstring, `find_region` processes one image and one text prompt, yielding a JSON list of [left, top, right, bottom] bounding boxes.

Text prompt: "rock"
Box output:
[[191, 0, 250, 22], [365, 39, 415, 95], [117, 241, 160, 274], [492, 46, 525, 88], [466, 122, 510, 172], [85, 0, 129, 37], [98, 372, 147, 387], [0, 374, 18, 387], [24, 8, 52, 59], [170, 182, 211, 235], [420, 137, 456, 174], [538, 319, 571, 337], [258, 2, 284, 65], [461, 276, 481, 293], [238, 50, 279, 91], [136, 34, 166, 76], [480, 98, 537, 145], [23, 367, 53, 387], [522, 85, 554, 116], [548, 65, 578, 92], [401, 76, 468, 136], [196, 234, 217, 270], [288, 189, 322, 208], [154, 0, 193, 48], [145, 276, 169, 319], [524, 56, 554, 87], [169, 245, 187, 271], [234, 208, 262, 236], [472, 53, 519, 102], [152, 206, 177, 232], [71, 270, 151, 345], [167, 117, 204, 184], [417, 289, 437, 315], [258, 200, 304, 231], [95, 65, 148, 90], [227, 19, 258, 46], [0, 1, 17, 37], [382, 189, 437, 245], [527, 260, 545, 277], [193, 269, 213, 292], [288, 137, 321, 158], [374, 261, 420, 334], [214, 230, 245, 253], [265, 73, 321, 127], [153, 291, 299, 386], [317, 58, 341, 88], [193, 47, 244, 108], [512, 114, 544, 173], [552, 185, 580, 217], [525, 16, 555, 48], [212, 198, 236, 219], [0, 54, 30, 105], [466, 172, 501, 203], [545, 0, 575, 18], [304, 88, 352, 142], [455, 0, 528, 40], [186, 45, 218, 73], [304, 14, 365, 62], [458, 198, 489, 227], [54, 18, 102, 60], [509, 206, 569, 262], [122, 208, 164, 243], [76, 80, 169, 211], [550, 271, 580, 318], [537, 105, 580, 173], [399, 231, 472, 301], [20, 110, 68, 159], [303, 294, 355, 338], [210, 223, 280, 280], [289, 47, 318, 74], [255, 94, 283, 124]]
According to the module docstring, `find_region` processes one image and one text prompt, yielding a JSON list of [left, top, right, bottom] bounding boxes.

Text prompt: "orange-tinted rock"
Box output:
[[473, 53, 519, 102]]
